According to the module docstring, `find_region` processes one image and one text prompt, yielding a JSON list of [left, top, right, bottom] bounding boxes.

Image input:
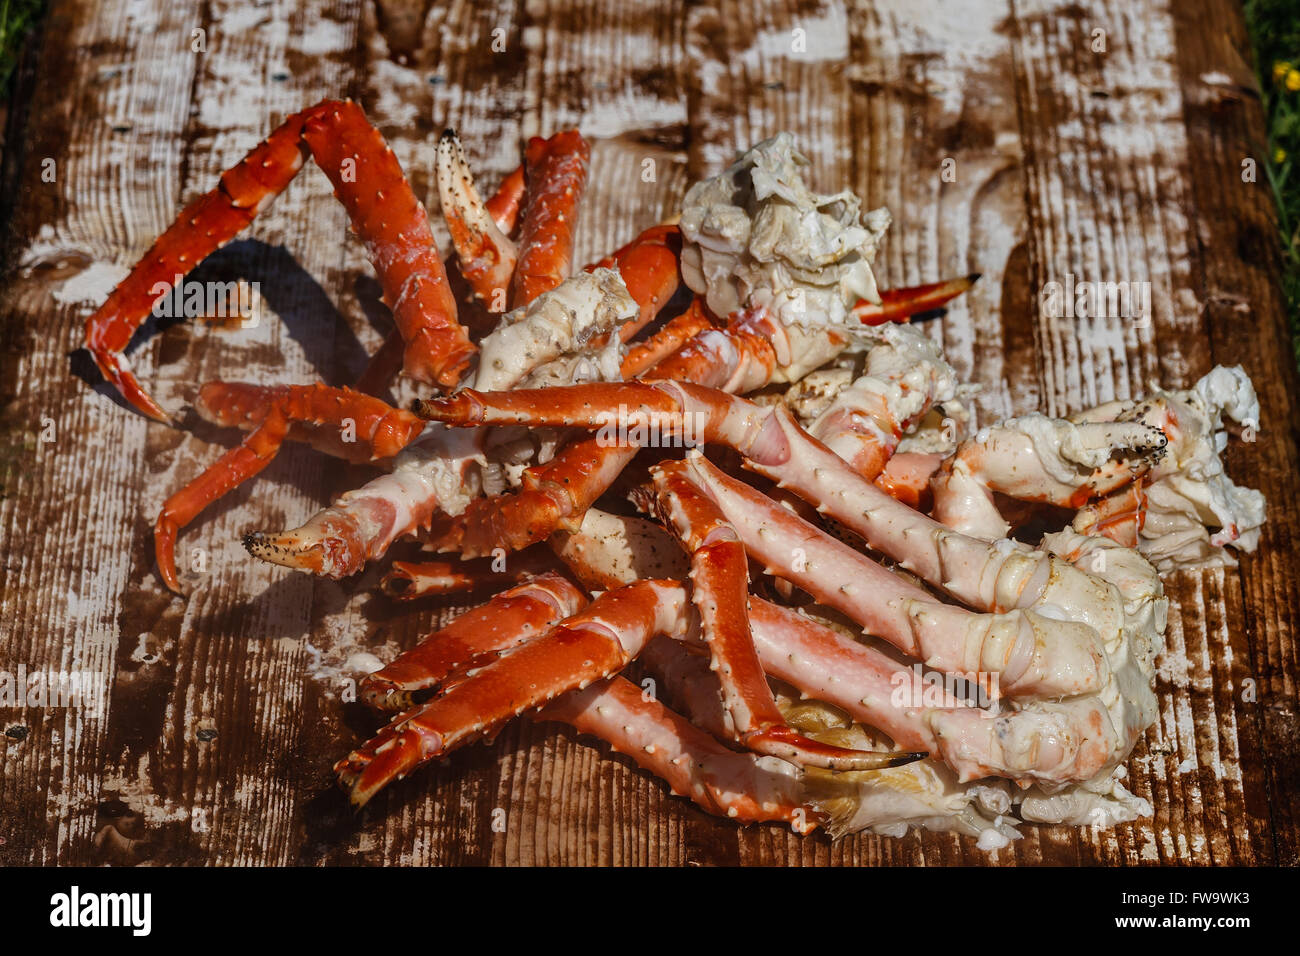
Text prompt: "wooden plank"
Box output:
[[1000, 0, 1273, 866], [1, 0, 209, 866], [0, 0, 1295, 866], [1169, 0, 1300, 866]]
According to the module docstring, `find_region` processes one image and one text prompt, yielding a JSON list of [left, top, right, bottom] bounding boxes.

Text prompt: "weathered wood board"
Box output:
[[1, 0, 1297, 865]]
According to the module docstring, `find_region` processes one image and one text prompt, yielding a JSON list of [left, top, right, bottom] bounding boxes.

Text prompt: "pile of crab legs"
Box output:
[[80, 99, 1258, 837]]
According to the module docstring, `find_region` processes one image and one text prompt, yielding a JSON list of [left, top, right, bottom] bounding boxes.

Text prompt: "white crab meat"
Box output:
[[679, 132, 890, 328]]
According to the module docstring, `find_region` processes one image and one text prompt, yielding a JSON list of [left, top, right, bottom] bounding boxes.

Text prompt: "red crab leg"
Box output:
[[84, 100, 474, 423], [301, 102, 473, 387], [194, 381, 423, 463], [335, 579, 687, 808], [157, 383, 423, 592], [586, 223, 683, 339], [356, 162, 526, 396], [427, 439, 640, 558], [380, 547, 557, 599], [536, 673, 816, 828], [510, 131, 591, 308], [155, 410, 290, 592], [360, 572, 588, 710], [619, 298, 715, 379], [649, 461, 924, 772], [484, 164, 526, 229], [84, 108, 314, 423], [853, 273, 981, 325]]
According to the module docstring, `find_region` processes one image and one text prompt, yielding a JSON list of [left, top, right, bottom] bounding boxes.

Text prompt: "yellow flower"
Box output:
[[1288, 69, 1300, 92], [1275, 147, 1288, 165], [1276, 61, 1292, 83]]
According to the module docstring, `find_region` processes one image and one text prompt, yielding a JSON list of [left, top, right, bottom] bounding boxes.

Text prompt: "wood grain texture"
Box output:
[[0, 0, 1296, 866]]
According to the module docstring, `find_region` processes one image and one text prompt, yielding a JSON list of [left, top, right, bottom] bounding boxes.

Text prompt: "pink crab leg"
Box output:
[[84, 100, 474, 423], [156, 383, 424, 592], [416, 384, 1108, 696], [510, 131, 591, 308], [678, 453, 1107, 699], [648, 460, 925, 772], [748, 598, 946, 754], [335, 579, 687, 808], [853, 273, 981, 325], [537, 672, 816, 828], [436, 130, 518, 310], [680, 457, 1120, 784], [359, 572, 588, 711]]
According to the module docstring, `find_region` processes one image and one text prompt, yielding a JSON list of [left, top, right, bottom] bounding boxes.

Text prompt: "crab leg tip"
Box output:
[[891, 751, 929, 768]]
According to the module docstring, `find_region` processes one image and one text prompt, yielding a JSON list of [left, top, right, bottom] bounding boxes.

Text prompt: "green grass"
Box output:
[[1244, 0, 1300, 368], [0, 0, 42, 99]]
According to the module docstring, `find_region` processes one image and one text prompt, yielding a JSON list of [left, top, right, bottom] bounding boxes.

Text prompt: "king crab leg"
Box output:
[[155, 383, 424, 591], [585, 223, 684, 339], [551, 507, 951, 754], [534, 674, 814, 827], [359, 572, 587, 711], [335, 579, 689, 807], [356, 159, 528, 395], [853, 273, 979, 325], [380, 548, 554, 600], [83, 100, 475, 422], [646, 459, 923, 771], [619, 298, 716, 378], [510, 131, 591, 308]]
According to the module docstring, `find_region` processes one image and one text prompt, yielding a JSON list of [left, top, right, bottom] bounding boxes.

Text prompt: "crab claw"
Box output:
[[856, 273, 981, 325]]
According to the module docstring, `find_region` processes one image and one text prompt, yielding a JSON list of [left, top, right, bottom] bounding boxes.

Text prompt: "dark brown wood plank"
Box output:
[[1169, 0, 1300, 866]]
